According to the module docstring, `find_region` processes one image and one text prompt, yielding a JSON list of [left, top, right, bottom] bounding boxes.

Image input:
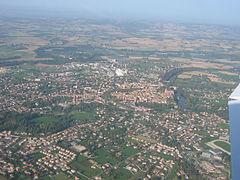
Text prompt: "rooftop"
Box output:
[[229, 84, 240, 100]]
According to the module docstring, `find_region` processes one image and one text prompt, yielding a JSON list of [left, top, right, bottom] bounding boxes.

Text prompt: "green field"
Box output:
[[0, 46, 34, 59], [75, 155, 88, 163], [31, 152, 45, 161], [122, 147, 140, 157], [32, 116, 59, 131], [70, 160, 101, 178], [214, 141, 231, 152], [15, 175, 32, 180], [10, 71, 29, 80], [103, 167, 133, 180], [165, 163, 180, 180], [218, 123, 230, 129], [33, 116, 58, 124], [214, 72, 239, 81], [39, 176, 52, 180], [200, 137, 218, 150], [193, 130, 209, 136], [53, 173, 74, 180], [70, 112, 95, 120], [94, 147, 118, 165]]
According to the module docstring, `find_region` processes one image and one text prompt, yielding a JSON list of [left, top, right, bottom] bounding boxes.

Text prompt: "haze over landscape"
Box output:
[[1, 0, 240, 25]]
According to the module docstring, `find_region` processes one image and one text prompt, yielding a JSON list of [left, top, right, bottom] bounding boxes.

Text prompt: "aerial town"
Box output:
[[0, 15, 240, 180]]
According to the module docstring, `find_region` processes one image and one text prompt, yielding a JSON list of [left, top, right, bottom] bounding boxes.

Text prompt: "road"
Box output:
[[206, 140, 231, 155]]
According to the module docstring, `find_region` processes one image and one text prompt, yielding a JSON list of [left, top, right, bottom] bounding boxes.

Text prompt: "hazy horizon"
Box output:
[[0, 0, 240, 26]]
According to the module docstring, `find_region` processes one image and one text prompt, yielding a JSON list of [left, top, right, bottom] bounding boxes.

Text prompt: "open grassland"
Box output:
[[94, 147, 118, 165], [214, 141, 231, 152], [178, 71, 236, 84], [70, 112, 96, 120], [218, 123, 230, 129], [33, 117, 58, 124]]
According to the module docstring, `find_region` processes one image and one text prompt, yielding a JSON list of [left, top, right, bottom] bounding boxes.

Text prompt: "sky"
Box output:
[[0, 0, 240, 26]]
